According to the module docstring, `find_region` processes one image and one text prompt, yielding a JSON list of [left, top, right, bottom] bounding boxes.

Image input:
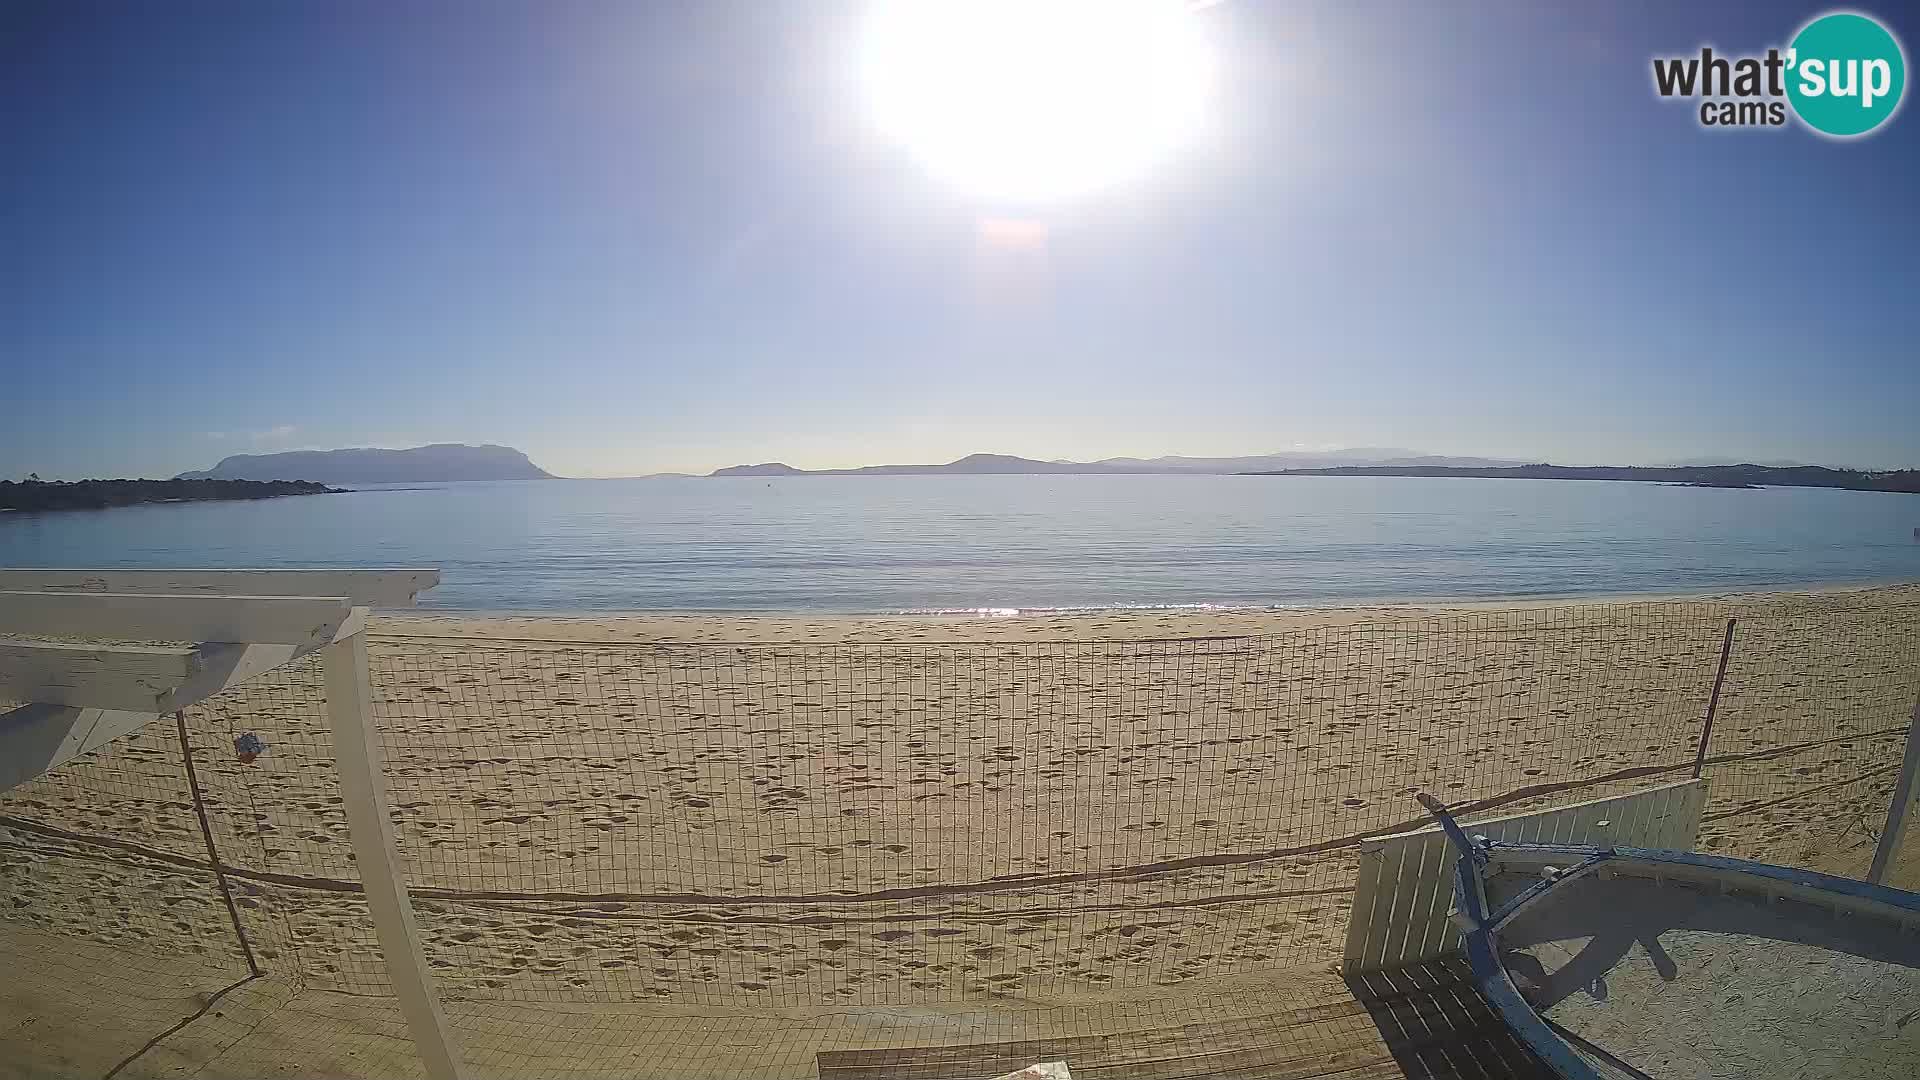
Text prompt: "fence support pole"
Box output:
[[322, 626, 467, 1080], [174, 710, 260, 978], [1867, 690, 1920, 886], [1692, 618, 1737, 779]]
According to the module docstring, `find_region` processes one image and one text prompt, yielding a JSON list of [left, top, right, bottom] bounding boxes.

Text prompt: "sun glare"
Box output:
[[859, 0, 1214, 201]]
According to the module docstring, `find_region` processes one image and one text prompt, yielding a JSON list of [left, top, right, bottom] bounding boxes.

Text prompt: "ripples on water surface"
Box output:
[[1, 475, 1915, 611]]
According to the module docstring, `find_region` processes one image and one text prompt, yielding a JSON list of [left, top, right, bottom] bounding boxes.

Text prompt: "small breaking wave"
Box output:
[[892, 602, 1310, 617]]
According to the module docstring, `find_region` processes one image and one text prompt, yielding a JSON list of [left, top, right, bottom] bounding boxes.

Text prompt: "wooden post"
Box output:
[[1868, 690, 1920, 886], [322, 628, 467, 1080], [175, 711, 260, 978], [1692, 618, 1737, 779]]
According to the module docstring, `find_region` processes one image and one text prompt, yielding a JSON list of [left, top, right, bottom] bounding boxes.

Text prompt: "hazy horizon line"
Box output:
[[23, 444, 1920, 484]]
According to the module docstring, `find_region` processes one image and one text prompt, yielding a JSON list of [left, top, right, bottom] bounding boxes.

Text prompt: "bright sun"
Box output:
[[859, 0, 1214, 201]]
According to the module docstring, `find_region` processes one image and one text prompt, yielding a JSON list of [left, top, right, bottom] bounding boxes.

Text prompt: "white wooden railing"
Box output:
[[0, 568, 467, 1080]]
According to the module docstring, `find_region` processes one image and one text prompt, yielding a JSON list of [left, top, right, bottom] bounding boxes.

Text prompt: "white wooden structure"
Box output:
[[0, 569, 467, 1080], [1342, 780, 1709, 975], [1868, 692, 1920, 885]]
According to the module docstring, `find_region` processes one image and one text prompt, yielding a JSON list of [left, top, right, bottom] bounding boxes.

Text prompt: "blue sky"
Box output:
[[4, 1, 1917, 480]]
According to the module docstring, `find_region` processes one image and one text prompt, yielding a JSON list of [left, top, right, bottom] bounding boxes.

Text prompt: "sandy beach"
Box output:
[[3, 585, 1917, 1077]]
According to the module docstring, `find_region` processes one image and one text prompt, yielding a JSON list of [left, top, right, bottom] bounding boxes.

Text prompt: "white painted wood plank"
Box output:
[[1404, 827, 1458, 962], [1343, 846, 1387, 969], [0, 704, 159, 792], [1352, 838, 1418, 972], [159, 609, 368, 711], [0, 569, 438, 607], [322, 633, 466, 1080], [0, 640, 199, 712], [0, 591, 352, 646], [1341, 781, 1708, 974], [1376, 834, 1430, 971], [1869, 692, 1920, 884], [167, 642, 299, 710], [0, 609, 370, 783], [1, 609, 365, 713], [1641, 786, 1670, 845], [1620, 791, 1652, 846]]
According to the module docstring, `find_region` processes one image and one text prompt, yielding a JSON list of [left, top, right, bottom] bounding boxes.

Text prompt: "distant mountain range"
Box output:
[[167, 444, 1894, 489], [1657, 456, 1813, 468], [710, 450, 1528, 477], [1255, 463, 1920, 494], [178, 443, 555, 485]]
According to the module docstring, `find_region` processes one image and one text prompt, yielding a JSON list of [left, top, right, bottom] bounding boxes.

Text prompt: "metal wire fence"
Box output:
[[359, 607, 1740, 1009], [1, 600, 1916, 1074], [1694, 609, 1920, 884], [0, 697, 412, 1077]]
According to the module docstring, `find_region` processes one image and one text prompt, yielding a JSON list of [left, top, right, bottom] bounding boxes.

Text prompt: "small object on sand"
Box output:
[[234, 732, 267, 764], [991, 1064, 1070, 1080]]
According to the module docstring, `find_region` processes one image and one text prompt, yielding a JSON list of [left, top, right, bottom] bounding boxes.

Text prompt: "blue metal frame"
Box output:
[[1484, 850, 1614, 932], [1413, 793, 1920, 1080], [1415, 794, 1606, 1080]]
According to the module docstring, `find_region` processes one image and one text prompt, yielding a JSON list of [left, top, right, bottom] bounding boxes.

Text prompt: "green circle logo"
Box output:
[[1787, 12, 1906, 137]]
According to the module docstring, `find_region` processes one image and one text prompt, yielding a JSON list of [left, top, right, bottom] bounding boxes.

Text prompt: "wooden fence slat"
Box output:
[[1344, 845, 1389, 970], [1340, 781, 1708, 974]]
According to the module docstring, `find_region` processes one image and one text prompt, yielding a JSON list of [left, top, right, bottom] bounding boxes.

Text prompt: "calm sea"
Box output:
[[2, 475, 1916, 612]]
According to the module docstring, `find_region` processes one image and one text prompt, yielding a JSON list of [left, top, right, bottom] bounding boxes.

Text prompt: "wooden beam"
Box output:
[[166, 641, 303, 710], [323, 632, 468, 1079], [0, 630, 369, 790], [0, 609, 366, 714], [159, 609, 368, 712], [0, 569, 438, 607], [0, 704, 159, 793], [0, 591, 353, 646], [0, 640, 200, 713]]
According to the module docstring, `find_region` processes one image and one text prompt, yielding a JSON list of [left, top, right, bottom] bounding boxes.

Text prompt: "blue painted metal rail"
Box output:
[[1413, 792, 1920, 1080]]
